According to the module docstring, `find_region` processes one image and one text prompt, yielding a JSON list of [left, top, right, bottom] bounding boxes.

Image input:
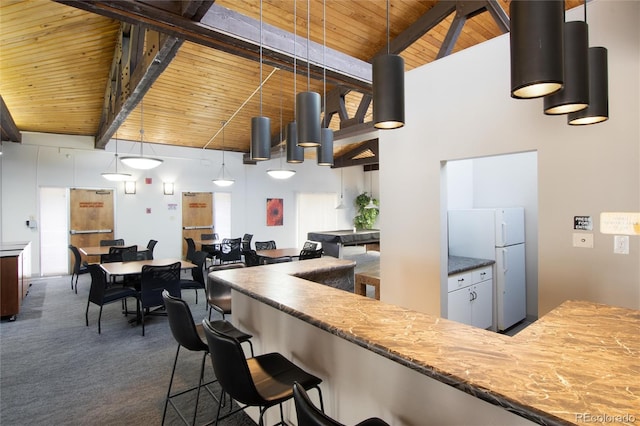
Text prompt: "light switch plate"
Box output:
[[614, 235, 629, 254], [573, 233, 593, 248]]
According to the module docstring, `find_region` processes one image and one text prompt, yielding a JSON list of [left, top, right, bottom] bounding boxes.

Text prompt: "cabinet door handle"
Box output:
[[469, 291, 474, 302], [471, 291, 477, 301], [458, 278, 465, 283]]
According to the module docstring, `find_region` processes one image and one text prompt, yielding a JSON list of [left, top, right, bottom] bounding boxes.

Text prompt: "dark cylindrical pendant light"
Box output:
[[297, 91, 321, 147], [286, 121, 304, 163], [251, 116, 271, 160], [510, 0, 565, 99], [544, 21, 589, 114], [373, 54, 405, 129], [317, 128, 334, 166], [297, 0, 321, 147], [373, 0, 405, 129], [568, 47, 609, 125]]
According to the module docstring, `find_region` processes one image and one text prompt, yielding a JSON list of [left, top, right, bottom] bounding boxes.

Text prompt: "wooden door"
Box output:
[[69, 188, 115, 266], [182, 192, 213, 258]]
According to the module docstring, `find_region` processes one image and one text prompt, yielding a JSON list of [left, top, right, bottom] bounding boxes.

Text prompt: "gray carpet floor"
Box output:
[[0, 273, 256, 426], [0, 248, 380, 426]]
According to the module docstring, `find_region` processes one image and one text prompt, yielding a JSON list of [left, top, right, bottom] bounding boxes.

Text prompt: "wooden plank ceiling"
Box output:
[[0, 0, 581, 166]]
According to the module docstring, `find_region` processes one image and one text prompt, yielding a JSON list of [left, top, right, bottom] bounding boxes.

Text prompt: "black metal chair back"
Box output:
[[146, 240, 158, 258], [219, 238, 241, 263], [241, 233, 253, 251], [139, 262, 181, 335], [68, 244, 89, 293], [299, 248, 323, 260], [100, 239, 124, 246], [122, 250, 152, 262], [255, 240, 276, 250], [184, 237, 196, 261]]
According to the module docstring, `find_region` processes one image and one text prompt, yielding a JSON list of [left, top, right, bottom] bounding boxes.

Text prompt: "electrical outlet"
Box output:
[[573, 233, 593, 248], [613, 235, 629, 254]]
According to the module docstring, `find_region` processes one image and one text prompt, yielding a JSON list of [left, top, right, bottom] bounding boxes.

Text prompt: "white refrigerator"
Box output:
[[448, 208, 526, 331]]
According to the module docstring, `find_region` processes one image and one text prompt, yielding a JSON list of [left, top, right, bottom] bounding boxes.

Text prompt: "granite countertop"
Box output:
[[448, 255, 495, 275], [209, 259, 640, 426]]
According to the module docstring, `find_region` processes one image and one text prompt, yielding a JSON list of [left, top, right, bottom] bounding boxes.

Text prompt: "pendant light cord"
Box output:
[[293, 0, 297, 114], [306, 0, 310, 91], [386, 0, 390, 55], [584, 0, 587, 23], [260, 0, 264, 116], [323, 0, 327, 126]]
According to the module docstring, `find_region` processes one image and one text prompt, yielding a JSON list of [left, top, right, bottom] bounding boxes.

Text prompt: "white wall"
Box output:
[[0, 134, 374, 275], [380, 0, 640, 317]]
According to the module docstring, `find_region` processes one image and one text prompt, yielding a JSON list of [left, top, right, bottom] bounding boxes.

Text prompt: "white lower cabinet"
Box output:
[[447, 266, 493, 329]]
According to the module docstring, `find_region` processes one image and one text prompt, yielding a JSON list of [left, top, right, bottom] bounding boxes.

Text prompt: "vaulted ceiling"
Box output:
[[0, 0, 580, 166]]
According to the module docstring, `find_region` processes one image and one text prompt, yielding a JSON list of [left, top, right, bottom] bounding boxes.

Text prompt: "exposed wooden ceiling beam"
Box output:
[[333, 139, 379, 168], [0, 96, 22, 143], [55, 1, 372, 93]]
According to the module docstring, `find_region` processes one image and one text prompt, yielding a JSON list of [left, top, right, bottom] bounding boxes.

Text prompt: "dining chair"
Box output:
[[202, 319, 323, 426], [100, 239, 124, 246], [293, 383, 389, 426], [139, 262, 181, 336], [219, 238, 242, 264], [242, 249, 261, 267], [200, 233, 220, 262], [146, 239, 158, 259], [184, 238, 196, 262], [299, 248, 323, 260], [255, 240, 276, 250], [161, 291, 253, 426], [69, 244, 90, 294], [179, 250, 208, 304], [85, 264, 139, 334], [303, 241, 319, 251], [241, 233, 253, 251]]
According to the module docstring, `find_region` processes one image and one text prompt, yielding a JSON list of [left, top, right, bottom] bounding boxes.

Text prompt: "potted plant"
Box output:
[[353, 192, 379, 230]]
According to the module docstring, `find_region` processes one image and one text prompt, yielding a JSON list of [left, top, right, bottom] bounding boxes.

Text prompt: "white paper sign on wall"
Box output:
[[600, 212, 640, 235]]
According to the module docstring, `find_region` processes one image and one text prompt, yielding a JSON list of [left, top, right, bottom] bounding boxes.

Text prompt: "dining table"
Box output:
[[100, 258, 196, 277], [256, 248, 301, 262]]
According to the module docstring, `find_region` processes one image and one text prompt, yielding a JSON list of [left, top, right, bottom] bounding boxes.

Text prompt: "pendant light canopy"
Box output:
[[297, 0, 321, 147], [120, 100, 163, 170], [510, 0, 565, 99], [373, 0, 405, 129], [568, 46, 609, 125], [213, 121, 234, 187], [250, 0, 271, 161], [544, 21, 590, 115]]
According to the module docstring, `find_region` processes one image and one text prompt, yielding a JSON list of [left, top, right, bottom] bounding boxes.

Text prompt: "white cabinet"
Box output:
[[447, 266, 493, 329]]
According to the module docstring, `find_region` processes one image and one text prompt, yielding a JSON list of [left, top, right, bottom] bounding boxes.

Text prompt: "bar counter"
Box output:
[[208, 258, 639, 425]]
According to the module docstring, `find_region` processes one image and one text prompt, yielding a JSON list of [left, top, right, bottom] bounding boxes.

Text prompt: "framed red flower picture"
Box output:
[[266, 198, 283, 226]]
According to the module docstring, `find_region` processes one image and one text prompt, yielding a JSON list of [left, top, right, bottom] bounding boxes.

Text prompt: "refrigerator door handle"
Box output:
[[502, 248, 508, 273], [500, 222, 507, 247]]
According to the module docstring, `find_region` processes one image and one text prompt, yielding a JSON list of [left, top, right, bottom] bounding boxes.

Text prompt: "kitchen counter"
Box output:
[[209, 258, 639, 425], [448, 255, 495, 275]]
